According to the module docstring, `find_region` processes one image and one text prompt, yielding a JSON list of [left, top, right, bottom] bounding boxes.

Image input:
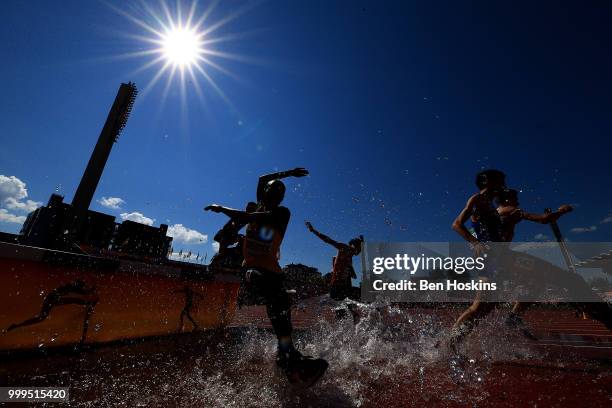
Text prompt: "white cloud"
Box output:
[[167, 224, 207, 244], [120, 211, 154, 226], [98, 196, 125, 210], [601, 215, 612, 224], [0, 175, 27, 202], [4, 197, 41, 212], [212, 242, 220, 253], [0, 175, 41, 213], [534, 233, 549, 241], [570, 226, 597, 233], [0, 209, 27, 224]]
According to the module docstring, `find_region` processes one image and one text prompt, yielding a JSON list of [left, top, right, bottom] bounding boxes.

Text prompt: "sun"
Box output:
[[161, 27, 202, 68], [109, 0, 255, 106]]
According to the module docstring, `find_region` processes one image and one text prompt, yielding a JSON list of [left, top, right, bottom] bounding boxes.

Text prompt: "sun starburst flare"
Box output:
[[161, 27, 202, 67], [108, 0, 257, 109]]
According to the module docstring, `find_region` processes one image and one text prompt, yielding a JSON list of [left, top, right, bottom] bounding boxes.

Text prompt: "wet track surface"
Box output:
[[2, 297, 611, 407]]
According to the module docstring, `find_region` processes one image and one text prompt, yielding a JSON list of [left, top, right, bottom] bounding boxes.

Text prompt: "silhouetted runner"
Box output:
[[498, 189, 612, 331], [205, 168, 328, 387], [5, 280, 98, 344], [209, 202, 257, 274], [173, 286, 204, 332], [497, 188, 573, 333], [448, 169, 506, 353], [497, 189, 573, 242], [305, 222, 362, 301]]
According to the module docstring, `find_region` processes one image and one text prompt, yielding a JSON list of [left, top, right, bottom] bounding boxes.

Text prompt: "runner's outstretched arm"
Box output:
[[521, 205, 573, 224], [305, 221, 343, 249], [257, 168, 309, 201], [205, 204, 277, 224]]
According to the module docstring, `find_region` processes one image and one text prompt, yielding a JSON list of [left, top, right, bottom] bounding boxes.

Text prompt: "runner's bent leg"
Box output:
[[261, 272, 294, 356], [450, 301, 496, 353]]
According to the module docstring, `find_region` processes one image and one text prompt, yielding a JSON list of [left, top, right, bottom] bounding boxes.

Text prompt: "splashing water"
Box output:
[[171, 298, 462, 407], [7, 298, 607, 407]]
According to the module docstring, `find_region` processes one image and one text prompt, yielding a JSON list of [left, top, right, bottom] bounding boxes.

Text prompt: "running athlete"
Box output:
[[205, 168, 329, 387], [208, 202, 257, 275], [497, 189, 612, 331], [497, 189, 573, 242], [448, 169, 506, 353], [305, 221, 362, 301], [497, 188, 573, 337]]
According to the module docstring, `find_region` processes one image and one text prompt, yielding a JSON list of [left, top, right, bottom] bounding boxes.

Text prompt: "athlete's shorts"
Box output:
[[238, 268, 286, 307], [238, 267, 292, 338]]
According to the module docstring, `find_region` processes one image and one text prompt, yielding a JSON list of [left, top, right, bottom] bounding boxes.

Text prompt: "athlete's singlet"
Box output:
[[242, 205, 290, 274], [470, 197, 503, 242], [330, 249, 354, 288]]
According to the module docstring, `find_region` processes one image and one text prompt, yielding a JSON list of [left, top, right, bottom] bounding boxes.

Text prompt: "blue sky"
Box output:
[[1, 1, 611, 277]]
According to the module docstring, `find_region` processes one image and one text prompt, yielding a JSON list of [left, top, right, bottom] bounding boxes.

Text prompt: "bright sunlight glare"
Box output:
[[110, 0, 255, 107], [162, 27, 202, 67]]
